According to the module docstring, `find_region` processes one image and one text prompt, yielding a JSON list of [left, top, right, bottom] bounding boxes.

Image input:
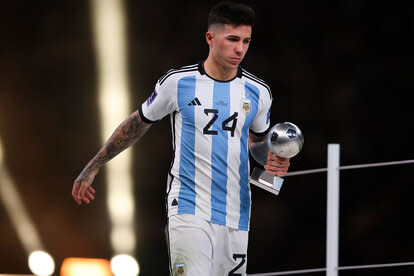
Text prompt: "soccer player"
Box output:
[[72, 2, 290, 275]]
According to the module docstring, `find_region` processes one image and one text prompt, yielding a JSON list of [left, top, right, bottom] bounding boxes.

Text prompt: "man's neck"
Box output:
[[204, 57, 238, 81]]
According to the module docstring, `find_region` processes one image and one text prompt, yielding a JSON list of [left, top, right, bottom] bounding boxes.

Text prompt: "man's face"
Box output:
[[207, 24, 252, 70]]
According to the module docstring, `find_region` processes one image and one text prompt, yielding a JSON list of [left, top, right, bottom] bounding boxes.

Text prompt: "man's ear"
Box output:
[[205, 31, 214, 47]]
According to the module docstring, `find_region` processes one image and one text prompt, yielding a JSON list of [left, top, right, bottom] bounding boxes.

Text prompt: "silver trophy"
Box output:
[[249, 122, 304, 195]]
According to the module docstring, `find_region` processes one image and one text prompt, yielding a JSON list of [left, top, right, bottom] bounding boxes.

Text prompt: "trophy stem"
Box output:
[[249, 141, 269, 166]]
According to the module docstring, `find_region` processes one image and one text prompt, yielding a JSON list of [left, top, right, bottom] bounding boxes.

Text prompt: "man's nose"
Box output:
[[235, 41, 244, 54]]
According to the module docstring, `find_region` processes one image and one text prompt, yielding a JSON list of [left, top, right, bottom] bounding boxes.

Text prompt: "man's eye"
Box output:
[[228, 38, 238, 42]]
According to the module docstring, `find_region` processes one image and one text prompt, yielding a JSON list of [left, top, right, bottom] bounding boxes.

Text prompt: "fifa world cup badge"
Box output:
[[241, 98, 251, 114]]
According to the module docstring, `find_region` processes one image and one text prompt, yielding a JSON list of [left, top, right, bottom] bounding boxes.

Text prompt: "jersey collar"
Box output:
[[198, 61, 243, 82]]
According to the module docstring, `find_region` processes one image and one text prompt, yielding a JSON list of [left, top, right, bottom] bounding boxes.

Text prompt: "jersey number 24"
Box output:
[[203, 109, 238, 137]]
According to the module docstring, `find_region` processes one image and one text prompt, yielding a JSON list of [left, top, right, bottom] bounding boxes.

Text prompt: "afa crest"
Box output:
[[240, 98, 251, 114]]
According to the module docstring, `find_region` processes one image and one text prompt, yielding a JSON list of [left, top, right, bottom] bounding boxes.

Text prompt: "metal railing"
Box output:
[[249, 144, 414, 276]]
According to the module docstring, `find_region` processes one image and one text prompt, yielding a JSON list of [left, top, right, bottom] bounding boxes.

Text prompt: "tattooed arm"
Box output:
[[72, 110, 152, 205]]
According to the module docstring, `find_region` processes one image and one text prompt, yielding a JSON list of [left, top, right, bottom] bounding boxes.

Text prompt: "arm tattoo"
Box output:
[[79, 110, 151, 178]]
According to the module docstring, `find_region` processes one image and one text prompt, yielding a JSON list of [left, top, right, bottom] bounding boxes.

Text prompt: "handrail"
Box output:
[[285, 159, 414, 177]]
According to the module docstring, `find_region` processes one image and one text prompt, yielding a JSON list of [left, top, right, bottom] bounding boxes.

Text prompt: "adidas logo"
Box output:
[[172, 198, 178, 206], [188, 97, 201, 106]]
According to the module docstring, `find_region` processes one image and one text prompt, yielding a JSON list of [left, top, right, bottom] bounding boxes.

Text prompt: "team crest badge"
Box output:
[[241, 98, 251, 114]]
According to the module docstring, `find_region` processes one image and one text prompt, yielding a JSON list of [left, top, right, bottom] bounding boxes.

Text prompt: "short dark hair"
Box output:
[[208, 2, 255, 29]]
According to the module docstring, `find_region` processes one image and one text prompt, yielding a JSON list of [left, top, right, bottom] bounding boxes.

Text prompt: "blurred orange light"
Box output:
[[60, 258, 112, 276]]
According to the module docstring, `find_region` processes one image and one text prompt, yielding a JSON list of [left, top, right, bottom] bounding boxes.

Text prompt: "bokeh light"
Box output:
[[28, 251, 55, 276], [60, 258, 112, 276], [111, 254, 140, 276]]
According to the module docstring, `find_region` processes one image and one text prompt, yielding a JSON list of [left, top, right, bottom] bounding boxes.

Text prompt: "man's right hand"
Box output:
[[72, 168, 98, 205], [71, 110, 151, 206]]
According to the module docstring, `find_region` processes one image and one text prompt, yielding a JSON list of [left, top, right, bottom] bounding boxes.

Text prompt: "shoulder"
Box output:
[[157, 63, 199, 86], [241, 68, 272, 100]]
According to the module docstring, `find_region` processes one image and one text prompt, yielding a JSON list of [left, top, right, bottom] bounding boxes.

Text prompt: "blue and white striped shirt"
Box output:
[[140, 62, 272, 230]]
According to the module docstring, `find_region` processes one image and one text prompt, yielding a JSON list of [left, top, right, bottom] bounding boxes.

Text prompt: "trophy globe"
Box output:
[[268, 122, 304, 159]]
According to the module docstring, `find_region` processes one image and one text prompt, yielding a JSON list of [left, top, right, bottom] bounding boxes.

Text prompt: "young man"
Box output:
[[72, 2, 290, 275]]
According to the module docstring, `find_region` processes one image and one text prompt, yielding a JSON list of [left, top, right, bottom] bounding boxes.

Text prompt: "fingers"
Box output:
[[72, 169, 99, 205], [265, 151, 290, 177], [265, 158, 290, 168], [79, 183, 95, 204], [86, 191, 95, 200], [265, 161, 290, 170], [267, 151, 289, 162], [72, 184, 82, 205], [264, 165, 288, 177], [264, 162, 289, 175], [72, 182, 96, 205], [88, 186, 96, 194], [82, 194, 91, 203]]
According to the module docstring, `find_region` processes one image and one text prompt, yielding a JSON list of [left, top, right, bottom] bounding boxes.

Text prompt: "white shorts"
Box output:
[[167, 214, 249, 276]]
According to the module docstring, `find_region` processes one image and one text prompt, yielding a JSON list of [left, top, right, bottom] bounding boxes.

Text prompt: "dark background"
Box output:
[[1, 0, 413, 275]]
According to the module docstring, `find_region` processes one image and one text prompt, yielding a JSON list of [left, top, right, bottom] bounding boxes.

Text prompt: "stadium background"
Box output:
[[0, 0, 413, 275]]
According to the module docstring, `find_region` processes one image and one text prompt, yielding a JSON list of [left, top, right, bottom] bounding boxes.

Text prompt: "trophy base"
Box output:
[[249, 167, 284, 195]]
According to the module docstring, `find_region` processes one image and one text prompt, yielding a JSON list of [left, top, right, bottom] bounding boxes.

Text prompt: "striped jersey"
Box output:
[[140, 62, 272, 231]]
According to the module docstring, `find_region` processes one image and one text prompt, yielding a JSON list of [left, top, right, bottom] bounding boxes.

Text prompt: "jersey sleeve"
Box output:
[[139, 76, 178, 123], [249, 88, 272, 136]]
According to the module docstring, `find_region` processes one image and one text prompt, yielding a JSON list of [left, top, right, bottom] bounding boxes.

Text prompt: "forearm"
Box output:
[[248, 132, 266, 148], [79, 110, 151, 176]]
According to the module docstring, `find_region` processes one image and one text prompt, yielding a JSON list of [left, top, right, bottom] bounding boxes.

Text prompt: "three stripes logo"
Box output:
[[188, 97, 202, 106]]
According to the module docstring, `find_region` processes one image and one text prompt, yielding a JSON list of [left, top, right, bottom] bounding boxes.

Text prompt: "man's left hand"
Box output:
[[264, 151, 290, 177]]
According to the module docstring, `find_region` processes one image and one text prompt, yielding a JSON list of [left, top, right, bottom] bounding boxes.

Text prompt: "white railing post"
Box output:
[[326, 144, 340, 276]]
